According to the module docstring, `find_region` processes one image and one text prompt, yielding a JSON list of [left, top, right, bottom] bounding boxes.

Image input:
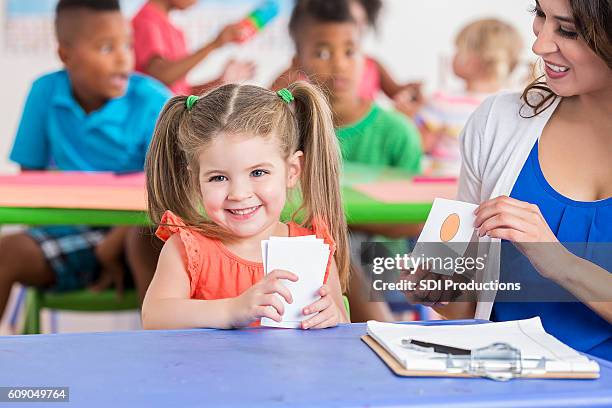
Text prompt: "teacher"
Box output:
[[429, 0, 611, 360]]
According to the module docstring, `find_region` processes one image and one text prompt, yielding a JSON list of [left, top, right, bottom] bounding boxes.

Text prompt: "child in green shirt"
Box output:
[[287, 0, 423, 322], [288, 0, 423, 173], [336, 104, 422, 173]]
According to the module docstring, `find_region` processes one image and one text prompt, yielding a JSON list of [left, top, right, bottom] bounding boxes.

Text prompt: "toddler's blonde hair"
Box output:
[[456, 18, 523, 81]]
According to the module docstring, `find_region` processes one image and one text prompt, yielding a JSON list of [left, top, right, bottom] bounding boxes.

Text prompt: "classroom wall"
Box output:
[[0, 0, 536, 174]]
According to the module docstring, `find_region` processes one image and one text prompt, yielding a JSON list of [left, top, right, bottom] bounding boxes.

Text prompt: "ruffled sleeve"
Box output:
[[155, 210, 204, 297], [310, 218, 337, 284]]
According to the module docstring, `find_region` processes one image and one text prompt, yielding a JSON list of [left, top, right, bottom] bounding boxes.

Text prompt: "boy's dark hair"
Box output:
[[289, 0, 356, 40], [357, 0, 382, 29], [56, 0, 120, 14], [55, 0, 121, 44]]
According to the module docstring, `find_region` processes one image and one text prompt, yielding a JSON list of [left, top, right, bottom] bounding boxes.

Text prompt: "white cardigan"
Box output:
[[457, 92, 561, 319]]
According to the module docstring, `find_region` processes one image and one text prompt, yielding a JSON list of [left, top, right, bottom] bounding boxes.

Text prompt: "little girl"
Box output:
[[142, 82, 351, 330], [417, 18, 523, 175]]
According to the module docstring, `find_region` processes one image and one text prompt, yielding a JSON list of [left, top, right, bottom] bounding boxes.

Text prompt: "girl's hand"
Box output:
[[230, 270, 298, 328], [300, 285, 341, 330]]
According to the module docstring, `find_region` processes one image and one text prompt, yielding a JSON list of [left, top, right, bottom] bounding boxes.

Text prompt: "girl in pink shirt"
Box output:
[[132, 0, 255, 95]]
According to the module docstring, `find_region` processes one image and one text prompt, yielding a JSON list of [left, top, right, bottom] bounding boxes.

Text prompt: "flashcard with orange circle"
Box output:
[[412, 198, 479, 275]]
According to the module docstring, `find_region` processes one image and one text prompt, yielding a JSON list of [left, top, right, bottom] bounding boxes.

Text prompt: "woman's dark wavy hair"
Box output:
[[521, 0, 611, 117]]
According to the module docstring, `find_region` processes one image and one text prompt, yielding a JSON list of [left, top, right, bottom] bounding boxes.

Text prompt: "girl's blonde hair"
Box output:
[[455, 18, 523, 81], [146, 82, 351, 292]]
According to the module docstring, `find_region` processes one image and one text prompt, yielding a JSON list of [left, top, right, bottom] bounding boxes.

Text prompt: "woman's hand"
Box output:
[[474, 195, 564, 279], [475, 196, 557, 243], [400, 267, 470, 306], [300, 285, 341, 329], [230, 270, 298, 328], [474, 196, 612, 323]]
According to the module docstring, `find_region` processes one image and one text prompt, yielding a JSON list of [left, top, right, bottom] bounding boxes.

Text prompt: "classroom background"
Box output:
[[0, 0, 536, 174], [0, 0, 534, 333]]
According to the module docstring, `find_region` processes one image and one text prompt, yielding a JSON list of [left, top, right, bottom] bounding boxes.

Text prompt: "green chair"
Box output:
[[22, 288, 140, 334], [343, 295, 351, 320]]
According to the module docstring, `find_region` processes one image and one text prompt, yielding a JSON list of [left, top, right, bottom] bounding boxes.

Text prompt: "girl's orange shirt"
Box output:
[[155, 211, 336, 301]]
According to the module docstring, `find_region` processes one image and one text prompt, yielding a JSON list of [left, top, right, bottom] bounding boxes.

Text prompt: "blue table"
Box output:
[[1, 321, 611, 407]]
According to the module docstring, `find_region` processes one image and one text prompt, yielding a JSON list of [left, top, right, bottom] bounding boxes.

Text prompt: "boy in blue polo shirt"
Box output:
[[0, 0, 170, 322]]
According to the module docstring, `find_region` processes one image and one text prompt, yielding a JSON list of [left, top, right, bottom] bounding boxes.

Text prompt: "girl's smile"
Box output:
[[225, 205, 262, 220]]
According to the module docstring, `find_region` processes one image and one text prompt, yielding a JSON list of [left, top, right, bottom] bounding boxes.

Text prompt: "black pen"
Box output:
[[401, 339, 472, 356]]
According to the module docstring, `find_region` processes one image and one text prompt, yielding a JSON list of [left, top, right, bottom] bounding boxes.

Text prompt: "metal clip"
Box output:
[[467, 343, 523, 381], [434, 343, 544, 381], [398, 339, 546, 381]]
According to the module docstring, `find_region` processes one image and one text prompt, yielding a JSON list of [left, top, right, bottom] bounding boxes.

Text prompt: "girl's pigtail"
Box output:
[[145, 96, 200, 226], [287, 81, 351, 292]]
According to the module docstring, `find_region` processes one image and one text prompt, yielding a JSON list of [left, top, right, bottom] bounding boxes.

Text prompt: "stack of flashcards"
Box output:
[[260, 235, 330, 328]]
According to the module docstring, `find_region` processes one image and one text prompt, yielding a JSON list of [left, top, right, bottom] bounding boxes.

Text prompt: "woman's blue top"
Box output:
[[491, 140, 612, 360]]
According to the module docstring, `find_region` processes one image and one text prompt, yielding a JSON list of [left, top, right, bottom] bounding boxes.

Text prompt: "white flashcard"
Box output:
[[260, 240, 269, 272], [262, 236, 320, 273], [412, 198, 478, 275], [260, 238, 330, 328], [269, 235, 317, 241]]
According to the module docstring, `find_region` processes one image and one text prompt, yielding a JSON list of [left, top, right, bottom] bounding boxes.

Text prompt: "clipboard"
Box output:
[[361, 335, 600, 380]]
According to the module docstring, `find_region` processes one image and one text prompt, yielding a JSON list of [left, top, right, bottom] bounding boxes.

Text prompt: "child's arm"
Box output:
[[144, 24, 241, 88], [377, 60, 404, 98], [374, 59, 424, 118], [418, 125, 447, 154], [393, 87, 425, 119], [89, 227, 131, 295], [376, 59, 422, 100], [141, 235, 297, 330], [300, 259, 349, 329], [10, 78, 50, 170]]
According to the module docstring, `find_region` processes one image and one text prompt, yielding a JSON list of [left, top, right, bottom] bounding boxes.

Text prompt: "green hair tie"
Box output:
[[277, 88, 294, 104], [185, 95, 199, 111]]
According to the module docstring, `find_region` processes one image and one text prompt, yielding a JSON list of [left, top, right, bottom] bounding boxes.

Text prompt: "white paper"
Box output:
[[260, 240, 269, 272], [366, 318, 599, 374], [260, 237, 330, 328], [269, 235, 317, 241], [412, 198, 479, 275]]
